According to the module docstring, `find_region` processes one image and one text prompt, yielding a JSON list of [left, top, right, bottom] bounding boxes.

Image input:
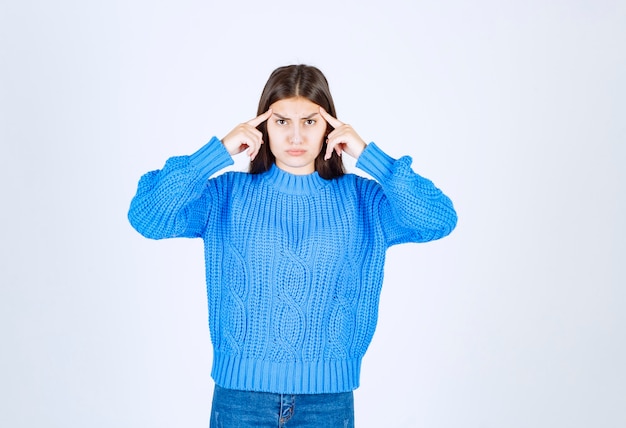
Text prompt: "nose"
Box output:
[[290, 124, 302, 145]]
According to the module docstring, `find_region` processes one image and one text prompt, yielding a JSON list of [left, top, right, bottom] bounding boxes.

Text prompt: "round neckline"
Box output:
[[262, 164, 329, 195]]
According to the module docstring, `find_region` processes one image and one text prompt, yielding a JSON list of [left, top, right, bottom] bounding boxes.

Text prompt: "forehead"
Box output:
[[270, 97, 320, 117]]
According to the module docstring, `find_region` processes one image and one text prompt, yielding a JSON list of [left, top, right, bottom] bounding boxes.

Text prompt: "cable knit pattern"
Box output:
[[128, 136, 457, 394]]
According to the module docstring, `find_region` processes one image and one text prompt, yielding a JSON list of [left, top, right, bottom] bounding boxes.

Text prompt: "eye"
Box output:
[[276, 119, 287, 125], [305, 119, 316, 126]]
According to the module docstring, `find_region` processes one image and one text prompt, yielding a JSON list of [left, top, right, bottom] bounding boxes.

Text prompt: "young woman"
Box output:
[[128, 64, 457, 427]]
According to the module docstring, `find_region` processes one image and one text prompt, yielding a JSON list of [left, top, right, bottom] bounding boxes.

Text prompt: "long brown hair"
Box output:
[[249, 65, 345, 179]]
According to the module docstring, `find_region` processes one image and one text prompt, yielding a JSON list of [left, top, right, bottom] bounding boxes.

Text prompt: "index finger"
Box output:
[[319, 107, 343, 129], [247, 109, 273, 127]]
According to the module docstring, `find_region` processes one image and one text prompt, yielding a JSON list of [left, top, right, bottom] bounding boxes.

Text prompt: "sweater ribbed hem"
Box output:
[[211, 352, 362, 394], [189, 136, 234, 178], [356, 142, 397, 182]]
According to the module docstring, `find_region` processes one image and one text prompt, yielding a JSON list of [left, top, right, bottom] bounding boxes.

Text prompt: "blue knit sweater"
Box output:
[[128, 136, 457, 394]]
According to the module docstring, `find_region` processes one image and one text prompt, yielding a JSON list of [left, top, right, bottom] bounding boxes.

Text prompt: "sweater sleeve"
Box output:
[[128, 136, 234, 239], [355, 142, 457, 246]]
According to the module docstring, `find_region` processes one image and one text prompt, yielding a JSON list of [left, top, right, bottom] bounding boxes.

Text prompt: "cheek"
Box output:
[[267, 124, 289, 139], [266, 126, 280, 146], [267, 135, 278, 155], [266, 126, 286, 155], [311, 127, 326, 148]]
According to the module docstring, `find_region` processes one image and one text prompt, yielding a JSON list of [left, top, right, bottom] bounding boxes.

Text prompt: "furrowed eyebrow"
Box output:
[[272, 112, 319, 120]]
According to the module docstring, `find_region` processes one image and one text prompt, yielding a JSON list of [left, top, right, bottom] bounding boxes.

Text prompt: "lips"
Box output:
[[286, 150, 306, 156]]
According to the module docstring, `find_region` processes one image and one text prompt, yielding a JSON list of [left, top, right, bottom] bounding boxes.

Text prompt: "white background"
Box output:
[[1, 0, 624, 427]]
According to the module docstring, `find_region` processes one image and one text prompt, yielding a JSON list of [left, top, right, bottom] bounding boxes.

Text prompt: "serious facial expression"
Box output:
[[267, 97, 327, 175]]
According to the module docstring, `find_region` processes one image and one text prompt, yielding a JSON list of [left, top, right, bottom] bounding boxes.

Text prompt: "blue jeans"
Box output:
[[210, 385, 355, 427]]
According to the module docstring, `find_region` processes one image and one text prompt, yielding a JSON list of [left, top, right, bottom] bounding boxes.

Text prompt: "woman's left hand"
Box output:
[[319, 107, 367, 161]]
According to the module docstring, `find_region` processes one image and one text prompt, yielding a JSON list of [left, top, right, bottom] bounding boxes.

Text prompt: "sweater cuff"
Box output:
[[189, 136, 234, 177], [355, 142, 396, 182]]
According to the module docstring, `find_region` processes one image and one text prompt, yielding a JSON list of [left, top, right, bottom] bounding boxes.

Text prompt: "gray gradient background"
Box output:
[[1, 0, 624, 427]]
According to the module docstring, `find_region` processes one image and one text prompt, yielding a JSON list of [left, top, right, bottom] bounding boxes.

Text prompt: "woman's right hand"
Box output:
[[221, 109, 272, 160]]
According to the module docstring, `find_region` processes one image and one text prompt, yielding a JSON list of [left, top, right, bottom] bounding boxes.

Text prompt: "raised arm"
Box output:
[[356, 143, 457, 246], [319, 107, 457, 245], [127, 137, 233, 239], [128, 110, 273, 239]]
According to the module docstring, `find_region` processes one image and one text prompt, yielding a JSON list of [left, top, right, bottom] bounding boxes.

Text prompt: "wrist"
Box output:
[[355, 142, 395, 181]]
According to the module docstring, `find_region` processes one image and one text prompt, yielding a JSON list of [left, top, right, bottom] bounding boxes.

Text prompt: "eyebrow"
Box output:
[[272, 112, 319, 120]]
